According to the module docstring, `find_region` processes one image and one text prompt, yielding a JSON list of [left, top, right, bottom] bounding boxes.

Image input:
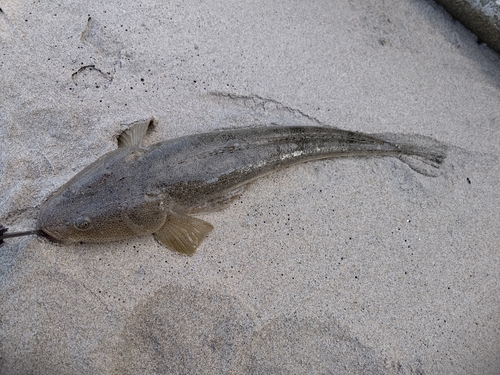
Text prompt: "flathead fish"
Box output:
[[5, 120, 447, 254]]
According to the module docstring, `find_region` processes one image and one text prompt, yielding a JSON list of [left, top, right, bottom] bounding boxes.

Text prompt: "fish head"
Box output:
[[38, 150, 167, 244]]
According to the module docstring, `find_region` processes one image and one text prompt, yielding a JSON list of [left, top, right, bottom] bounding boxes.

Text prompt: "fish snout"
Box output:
[[37, 202, 72, 243]]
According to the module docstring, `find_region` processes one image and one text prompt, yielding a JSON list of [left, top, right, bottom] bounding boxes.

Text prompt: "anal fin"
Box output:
[[186, 185, 246, 214], [154, 212, 214, 255]]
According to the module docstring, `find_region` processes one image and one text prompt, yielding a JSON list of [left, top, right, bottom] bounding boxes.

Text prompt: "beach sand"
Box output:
[[0, 1, 499, 374]]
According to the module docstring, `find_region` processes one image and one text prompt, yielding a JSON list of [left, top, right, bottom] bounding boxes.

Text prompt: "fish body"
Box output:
[[38, 121, 446, 254]]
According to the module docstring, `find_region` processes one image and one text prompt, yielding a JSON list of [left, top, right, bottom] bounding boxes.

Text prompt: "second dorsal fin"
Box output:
[[117, 118, 155, 148]]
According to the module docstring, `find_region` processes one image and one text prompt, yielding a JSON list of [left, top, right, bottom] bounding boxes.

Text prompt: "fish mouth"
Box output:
[[37, 230, 59, 242], [38, 227, 67, 243]]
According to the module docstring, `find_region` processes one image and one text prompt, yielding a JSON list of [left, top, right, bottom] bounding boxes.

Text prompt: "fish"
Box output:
[[23, 120, 446, 255]]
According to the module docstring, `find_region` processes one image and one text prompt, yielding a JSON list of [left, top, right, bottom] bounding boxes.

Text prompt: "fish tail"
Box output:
[[372, 133, 447, 177]]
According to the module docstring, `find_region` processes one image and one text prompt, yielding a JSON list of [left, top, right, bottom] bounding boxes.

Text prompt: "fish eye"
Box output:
[[74, 216, 91, 231]]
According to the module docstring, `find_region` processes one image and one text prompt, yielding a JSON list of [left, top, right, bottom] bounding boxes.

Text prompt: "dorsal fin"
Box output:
[[117, 118, 155, 148]]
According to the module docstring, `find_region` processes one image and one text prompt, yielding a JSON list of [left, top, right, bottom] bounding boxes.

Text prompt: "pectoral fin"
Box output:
[[154, 212, 214, 255]]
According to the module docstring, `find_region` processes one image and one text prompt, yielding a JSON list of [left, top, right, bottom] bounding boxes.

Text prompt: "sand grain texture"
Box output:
[[1, 1, 499, 374]]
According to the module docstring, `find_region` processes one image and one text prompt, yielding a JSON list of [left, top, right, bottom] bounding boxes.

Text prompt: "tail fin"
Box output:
[[372, 133, 447, 177]]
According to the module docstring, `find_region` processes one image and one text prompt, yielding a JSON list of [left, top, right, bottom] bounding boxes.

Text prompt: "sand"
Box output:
[[1, 0, 499, 374]]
